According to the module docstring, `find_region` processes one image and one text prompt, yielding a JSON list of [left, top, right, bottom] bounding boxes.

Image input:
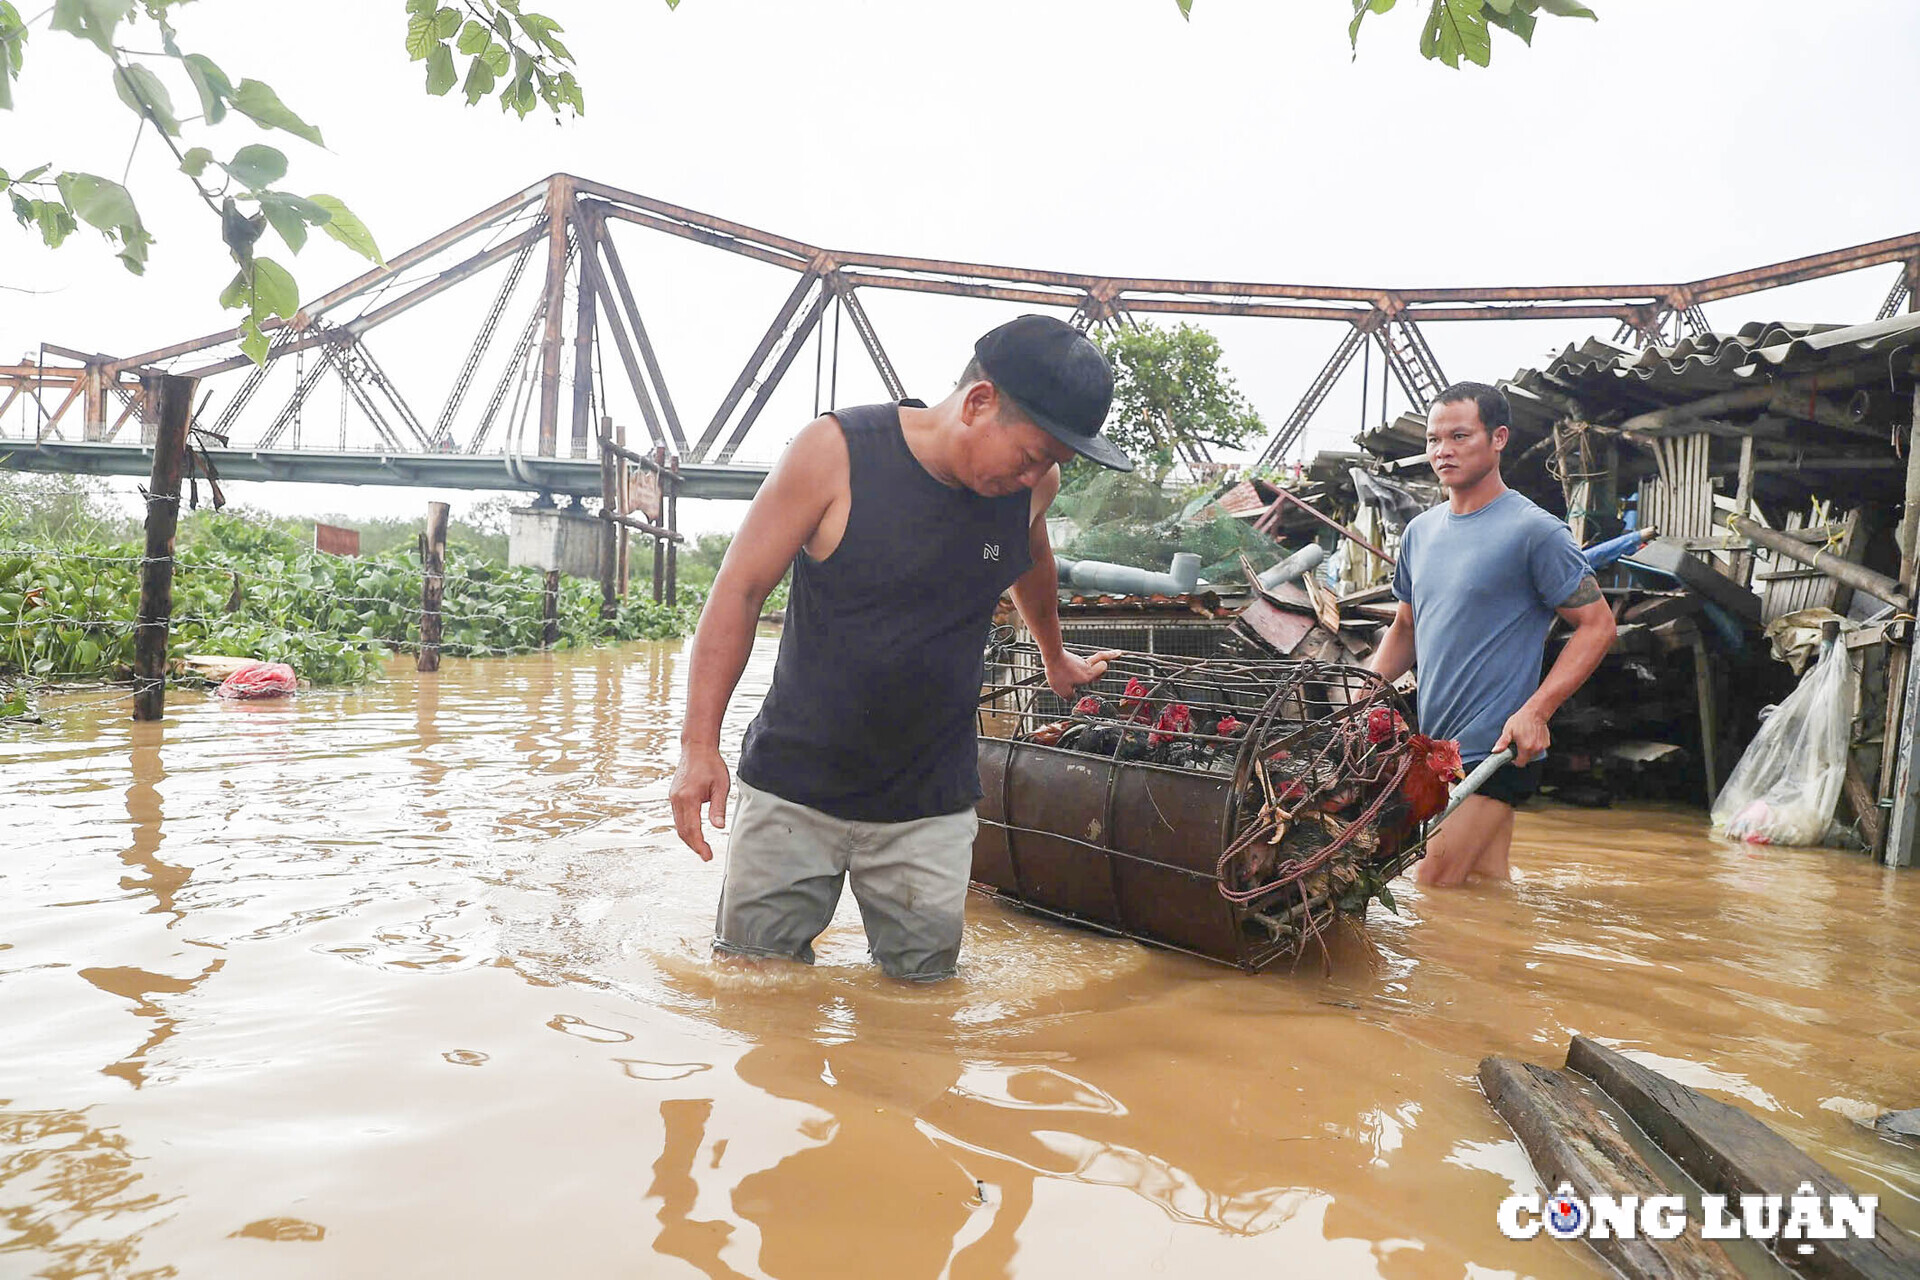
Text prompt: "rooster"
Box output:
[[1379, 734, 1465, 839], [1117, 676, 1156, 724]]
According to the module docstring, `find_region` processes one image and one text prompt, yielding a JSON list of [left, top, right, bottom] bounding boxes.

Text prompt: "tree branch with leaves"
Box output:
[[1, 0, 593, 364], [1092, 322, 1265, 466]]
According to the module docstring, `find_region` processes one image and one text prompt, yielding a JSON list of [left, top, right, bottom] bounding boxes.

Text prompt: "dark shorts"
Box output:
[[1470, 757, 1542, 808]]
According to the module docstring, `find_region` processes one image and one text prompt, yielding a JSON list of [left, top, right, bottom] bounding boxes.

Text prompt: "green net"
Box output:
[[1051, 469, 1296, 588]]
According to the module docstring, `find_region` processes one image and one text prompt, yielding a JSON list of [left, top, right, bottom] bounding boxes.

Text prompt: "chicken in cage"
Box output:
[[974, 641, 1463, 971]]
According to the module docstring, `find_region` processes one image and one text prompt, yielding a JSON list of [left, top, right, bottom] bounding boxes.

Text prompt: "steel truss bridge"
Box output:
[[3, 173, 1917, 499]]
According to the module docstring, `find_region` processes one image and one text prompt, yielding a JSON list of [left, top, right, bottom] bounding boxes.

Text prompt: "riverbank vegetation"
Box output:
[[0, 474, 698, 693]]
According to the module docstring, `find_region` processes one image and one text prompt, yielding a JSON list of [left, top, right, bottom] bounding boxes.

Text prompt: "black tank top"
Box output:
[[737, 401, 1035, 821]]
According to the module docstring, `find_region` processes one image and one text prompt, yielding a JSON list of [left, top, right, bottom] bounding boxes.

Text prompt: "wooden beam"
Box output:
[[1479, 1056, 1740, 1279], [1568, 1036, 1920, 1279], [133, 374, 198, 721]]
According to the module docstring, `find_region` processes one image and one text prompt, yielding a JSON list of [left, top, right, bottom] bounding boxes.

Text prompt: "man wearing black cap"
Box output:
[[669, 314, 1133, 981]]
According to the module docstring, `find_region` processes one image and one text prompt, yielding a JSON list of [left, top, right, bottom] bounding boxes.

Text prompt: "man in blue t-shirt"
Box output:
[[1368, 382, 1617, 887]]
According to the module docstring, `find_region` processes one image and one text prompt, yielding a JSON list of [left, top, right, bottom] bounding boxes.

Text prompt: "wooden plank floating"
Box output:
[[1479, 1056, 1742, 1279], [1566, 1037, 1920, 1280]]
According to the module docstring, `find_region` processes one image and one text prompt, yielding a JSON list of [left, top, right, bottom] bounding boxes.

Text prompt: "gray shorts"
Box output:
[[715, 779, 979, 982]]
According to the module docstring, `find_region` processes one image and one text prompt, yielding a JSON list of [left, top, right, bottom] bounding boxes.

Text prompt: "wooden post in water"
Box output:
[[417, 501, 449, 672], [598, 416, 619, 622], [1883, 383, 1920, 868], [652, 445, 667, 605], [541, 568, 561, 648], [666, 454, 680, 607], [133, 373, 198, 721]]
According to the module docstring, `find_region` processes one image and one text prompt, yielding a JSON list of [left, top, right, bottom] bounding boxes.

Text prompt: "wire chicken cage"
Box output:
[[974, 638, 1457, 971]]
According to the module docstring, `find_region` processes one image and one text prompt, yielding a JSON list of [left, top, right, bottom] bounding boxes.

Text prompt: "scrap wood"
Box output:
[[1567, 1037, 1920, 1280], [1479, 1056, 1740, 1279]]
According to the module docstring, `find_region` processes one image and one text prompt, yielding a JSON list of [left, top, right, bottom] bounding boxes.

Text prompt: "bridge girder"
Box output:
[[3, 173, 1917, 483]]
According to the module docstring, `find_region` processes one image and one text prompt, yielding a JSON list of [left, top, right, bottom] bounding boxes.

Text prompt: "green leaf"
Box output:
[[1487, 3, 1536, 42], [35, 198, 75, 247], [113, 62, 181, 135], [404, 11, 439, 60], [425, 42, 456, 95], [219, 266, 250, 309], [482, 41, 510, 74], [462, 55, 496, 105], [223, 142, 287, 189], [48, 0, 128, 54], [230, 78, 323, 145], [239, 315, 269, 365], [1348, 0, 1398, 50], [404, 0, 434, 15], [56, 170, 137, 233], [252, 255, 299, 320], [14, 162, 48, 184], [515, 11, 572, 61], [433, 5, 460, 37], [0, 1, 25, 112], [1175, 0, 1192, 16], [182, 53, 233, 124], [8, 191, 30, 224], [258, 191, 329, 252], [1376, 881, 1399, 914], [309, 193, 383, 264], [180, 146, 213, 178], [1536, 0, 1596, 15], [456, 18, 490, 54], [221, 194, 265, 260], [1421, 0, 1491, 67]]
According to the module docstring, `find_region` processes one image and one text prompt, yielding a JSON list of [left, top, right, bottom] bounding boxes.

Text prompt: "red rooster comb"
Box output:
[[1149, 702, 1193, 747]]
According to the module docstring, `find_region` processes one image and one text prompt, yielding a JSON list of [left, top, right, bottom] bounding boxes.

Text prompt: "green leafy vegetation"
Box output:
[[1051, 465, 1285, 587], [0, 479, 698, 690]]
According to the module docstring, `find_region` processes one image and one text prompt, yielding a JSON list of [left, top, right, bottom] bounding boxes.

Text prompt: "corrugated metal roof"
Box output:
[[1505, 312, 1920, 427]]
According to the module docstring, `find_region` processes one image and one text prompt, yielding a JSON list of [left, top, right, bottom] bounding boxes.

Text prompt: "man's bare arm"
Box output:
[[1368, 601, 1417, 683], [1009, 465, 1119, 699], [1495, 575, 1616, 765], [670, 417, 842, 858]]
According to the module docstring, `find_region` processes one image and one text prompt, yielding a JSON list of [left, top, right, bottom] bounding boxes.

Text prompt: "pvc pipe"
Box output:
[[1256, 543, 1325, 591], [1055, 553, 1202, 596]]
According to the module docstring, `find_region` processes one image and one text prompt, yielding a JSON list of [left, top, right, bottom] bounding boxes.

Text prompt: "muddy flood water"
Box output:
[[4, 637, 1918, 1279]]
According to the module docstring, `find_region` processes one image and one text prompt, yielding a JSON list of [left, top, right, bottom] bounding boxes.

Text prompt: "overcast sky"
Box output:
[[5, 0, 1917, 533]]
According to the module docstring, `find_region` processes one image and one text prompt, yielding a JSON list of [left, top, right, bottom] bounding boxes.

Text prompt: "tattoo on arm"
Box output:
[[1560, 576, 1602, 608]]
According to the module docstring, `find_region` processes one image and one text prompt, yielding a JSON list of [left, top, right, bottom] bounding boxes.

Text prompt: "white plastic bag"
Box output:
[[1711, 639, 1850, 845]]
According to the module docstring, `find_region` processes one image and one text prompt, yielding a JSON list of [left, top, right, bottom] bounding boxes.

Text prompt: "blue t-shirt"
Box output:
[[1391, 490, 1590, 763]]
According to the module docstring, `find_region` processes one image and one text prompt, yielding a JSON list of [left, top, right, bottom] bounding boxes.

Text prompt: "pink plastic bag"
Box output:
[[214, 661, 298, 700]]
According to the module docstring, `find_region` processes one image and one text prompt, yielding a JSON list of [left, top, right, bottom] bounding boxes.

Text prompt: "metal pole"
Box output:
[[536, 175, 571, 456], [417, 501, 449, 672], [615, 419, 630, 597], [133, 373, 198, 721], [570, 225, 596, 460]]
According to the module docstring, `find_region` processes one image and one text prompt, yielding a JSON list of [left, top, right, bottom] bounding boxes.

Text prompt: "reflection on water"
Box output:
[[2, 639, 1917, 1278]]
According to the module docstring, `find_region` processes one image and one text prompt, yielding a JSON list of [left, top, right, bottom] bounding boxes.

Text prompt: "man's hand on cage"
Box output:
[[1044, 649, 1123, 701], [670, 744, 732, 862]]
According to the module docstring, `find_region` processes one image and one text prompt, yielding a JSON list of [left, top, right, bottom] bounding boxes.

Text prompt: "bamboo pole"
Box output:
[[417, 501, 449, 672], [133, 373, 198, 721], [1728, 515, 1905, 605]]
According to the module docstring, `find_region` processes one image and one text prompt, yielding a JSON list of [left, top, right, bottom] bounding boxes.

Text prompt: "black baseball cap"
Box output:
[[973, 314, 1132, 472]]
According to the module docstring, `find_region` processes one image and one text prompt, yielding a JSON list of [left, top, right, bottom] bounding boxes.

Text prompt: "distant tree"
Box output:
[[1092, 322, 1266, 465]]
